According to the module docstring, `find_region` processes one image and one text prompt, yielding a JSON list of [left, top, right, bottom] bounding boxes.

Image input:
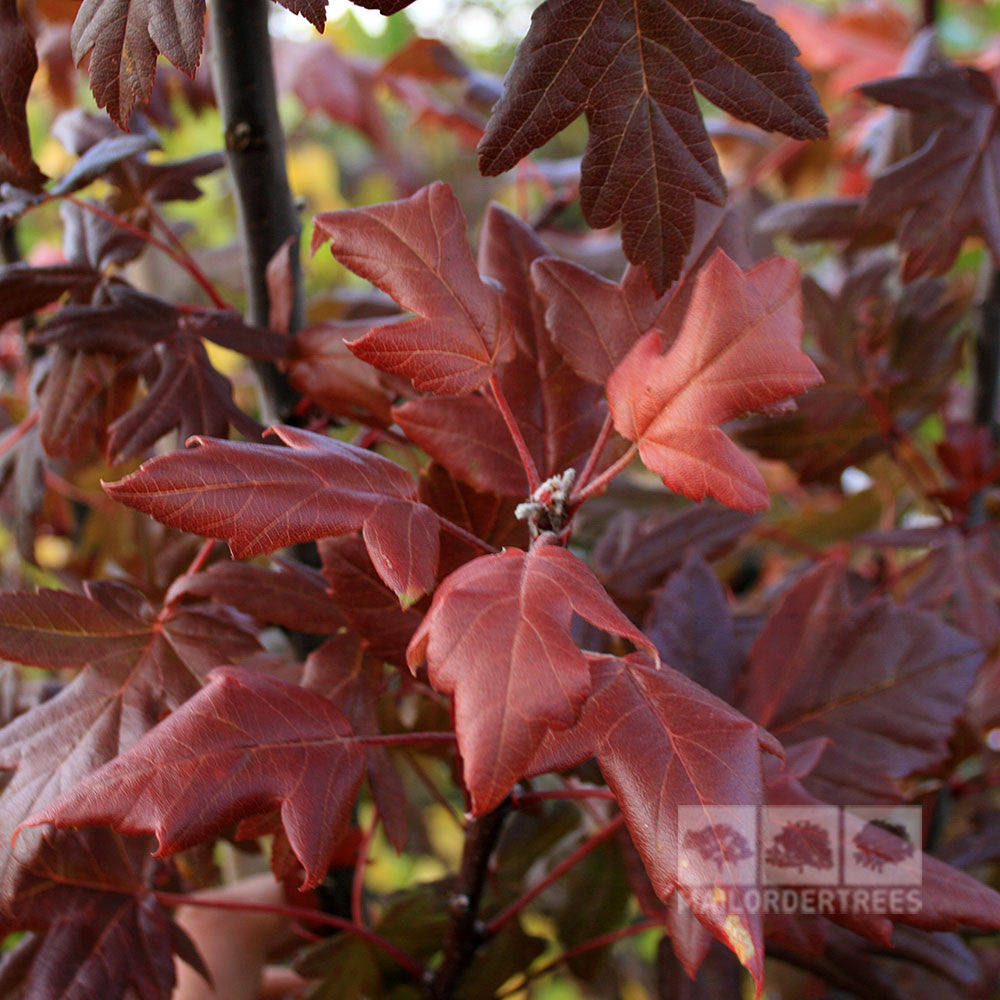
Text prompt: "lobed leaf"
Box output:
[[407, 542, 656, 814], [104, 425, 441, 602], [313, 182, 513, 395], [71, 0, 206, 126], [25, 669, 367, 889], [478, 0, 826, 291], [606, 251, 822, 511]]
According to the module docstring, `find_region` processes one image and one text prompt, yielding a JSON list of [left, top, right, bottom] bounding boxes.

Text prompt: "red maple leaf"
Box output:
[[606, 250, 822, 511], [407, 541, 656, 814], [0, 581, 261, 902], [104, 425, 441, 604], [313, 182, 514, 395], [24, 668, 367, 889]]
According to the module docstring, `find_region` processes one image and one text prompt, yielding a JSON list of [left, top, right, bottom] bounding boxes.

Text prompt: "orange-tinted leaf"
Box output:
[[606, 251, 822, 511]]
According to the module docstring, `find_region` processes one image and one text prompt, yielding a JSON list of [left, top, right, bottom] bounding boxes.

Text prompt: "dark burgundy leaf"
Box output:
[[645, 550, 741, 700], [273, 0, 328, 30], [0, 581, 261, 901], [860, 63, 1000, 279], [0, 262, 100, 325], [593, 503, 753, 607], [478, 0, 826, 291], [26, 668, 366, 889], [738, 267, 966, 484], [290, 318, 401, 428], [0, 829, 195, 1000], [106, 330, 263, 463], [742, 560, 983, 803], [302, 634, 408, 850], [0, 0, 38, 173], [51, 132, 159, 196], [319, 535, 423, 668], [71, 0, 206, 126], [176, 558, 345, 634]]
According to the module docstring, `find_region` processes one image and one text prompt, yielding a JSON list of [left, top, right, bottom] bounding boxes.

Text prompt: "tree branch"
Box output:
[[971, 267, 1000, 524], [210, 0, 303, 423], [425, 800, 511, 999]]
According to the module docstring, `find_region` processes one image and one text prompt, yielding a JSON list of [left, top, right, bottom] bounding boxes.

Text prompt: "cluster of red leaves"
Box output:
[[0, 1, 998, 999]]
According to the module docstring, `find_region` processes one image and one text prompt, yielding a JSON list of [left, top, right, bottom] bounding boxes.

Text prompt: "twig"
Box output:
[[352, 810, 378, 927], [64, 196, 230, 309], [490, 375, 540, 494], [511, 786, 616, 808], [153, 890, 427, 980], [0, 410, 39, 460], [424, 800, 511, 999], [209, 0, 303, 423], [571, 444, 638, 505], [357, 732, 456, 748], [485, 814, 624, 935], [437, 516, 499, 556], [971, 267, 1000, 524], [495, 919, 661, 998], [574, 412, 614, 497]]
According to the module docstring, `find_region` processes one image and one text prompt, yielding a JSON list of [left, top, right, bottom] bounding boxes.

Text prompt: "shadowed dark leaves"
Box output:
[[0, 581, 261, 902], [0, 829, 197, 1000], [741, 560, 983, 803]]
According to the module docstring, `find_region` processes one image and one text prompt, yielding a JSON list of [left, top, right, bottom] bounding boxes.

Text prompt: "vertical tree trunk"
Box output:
[[210, 0, 303, 422]]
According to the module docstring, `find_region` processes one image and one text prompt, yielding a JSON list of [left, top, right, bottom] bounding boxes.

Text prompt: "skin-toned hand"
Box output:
[[172, 874, 310, 1000]]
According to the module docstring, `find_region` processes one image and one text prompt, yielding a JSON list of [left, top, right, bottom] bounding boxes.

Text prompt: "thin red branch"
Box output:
[[490, 375, 540, 494], [403, 751, 464, 827], [0, 410, 38, 460], [571, 444, 638, 504], [153, 890, 427, 980], [357, 732, 456, 748], [496, 919, 661, 998], [436, 516, 499, 556], [62, 196, 231, 309], [573, 412, 615, 497], [352, 811, 378, 927], [511, 786, 617, 808], [485, 813, 625, 935]]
